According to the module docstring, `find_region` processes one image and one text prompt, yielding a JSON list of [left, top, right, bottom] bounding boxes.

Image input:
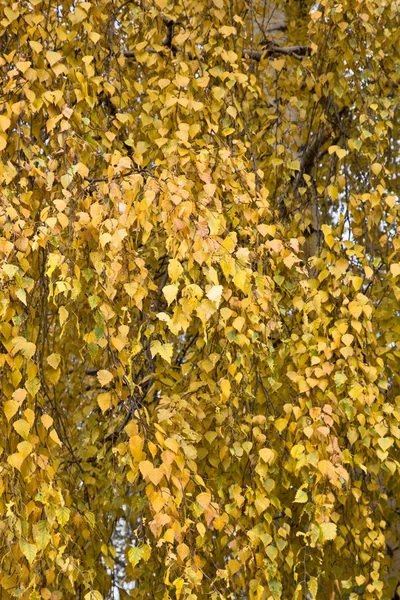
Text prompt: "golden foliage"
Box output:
[[0, 0, 399, 599]]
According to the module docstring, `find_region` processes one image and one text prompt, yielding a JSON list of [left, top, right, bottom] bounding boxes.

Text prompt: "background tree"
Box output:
[[0, 0, 399, 599]]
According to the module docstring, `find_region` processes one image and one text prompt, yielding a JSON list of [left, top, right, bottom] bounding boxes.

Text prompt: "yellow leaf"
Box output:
[[164, 438, 179, 453], [177, 543, 190, 561], [4, 7, 18, 22], [220, 379, 231, 399], [390, 263, 400, 277], [268, 239, 283, 252], [257, 224, 271, 236], [24, 408, 35, 428], [266, 545, 278, 561], [59, 306, 68, 327], [17, 440, 32, 458], [29, 40, 43, 52], [4, 400, 19, 421], [41, 414, 53, 429], [321, 224, 332, 236], [129, 435, 144, 461], [328, 185, 338, 200], [290, 444, 305, 459], [197, 491, 211, 509], [378, 437, 393, 451], [0, 115, 11, 131], [12, 388, 27, 403], [318, 459, 336, 480], [311, 10, 322, 21], [336, 148, 347, 159], [12, 336, 36, 360], [233, 270, 247, 291], [212, 86, 225, 101], [283, 253, 298, 268], [16, 288, 27, 305], [352, 276, 363, 291], [270, 58, 285, 71], [232, 316, 245, 332], [49, 429, 62, 446], [259, 448, 275, 464], [46, 51, 62, 66], [168, 259, 183, 282], [46, 353, 61, 369], [371, 162, 382, 176], [7, 452, 25, 471], [150, 341, 173, 363], [16, 61, 31, 73], [175, 74, 190, 87], [320, 522, 337, 541], [89, 32, 101, 44], [163, 284, 179, 306], [139, 460, 154, 479], [61, 173, 72, 189], [56, 506, 70, 526], [84, 593, 102, 600], [76, 162, 89, 178], [97, 392, 112, 413], [227, 559, 241, 574], [206, 285, 223, 304], [341, 333, 354, 346], [1, 573, 17, 590], [148, 467, 164, 486], [274, 418, 287, 432], [13, 419, 31, 439], [97, 369, 113, 386]]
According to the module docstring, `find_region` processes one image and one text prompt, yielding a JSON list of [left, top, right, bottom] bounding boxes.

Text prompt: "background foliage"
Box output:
[[0, 0, 399, 599]]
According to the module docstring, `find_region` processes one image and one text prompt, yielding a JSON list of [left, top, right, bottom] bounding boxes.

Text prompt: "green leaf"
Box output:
[[294, 489, 308, 503], [128, 546, 144, 567], [34, 522, 51, 550], [19, 540, 37, 565]]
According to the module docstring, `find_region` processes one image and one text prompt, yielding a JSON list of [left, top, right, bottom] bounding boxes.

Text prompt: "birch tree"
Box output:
[[0, 0, 399, 599]]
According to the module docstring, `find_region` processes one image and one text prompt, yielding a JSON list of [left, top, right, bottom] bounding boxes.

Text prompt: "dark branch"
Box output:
[[243, 45, 311, 60], [123, 44, 310, 62]]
